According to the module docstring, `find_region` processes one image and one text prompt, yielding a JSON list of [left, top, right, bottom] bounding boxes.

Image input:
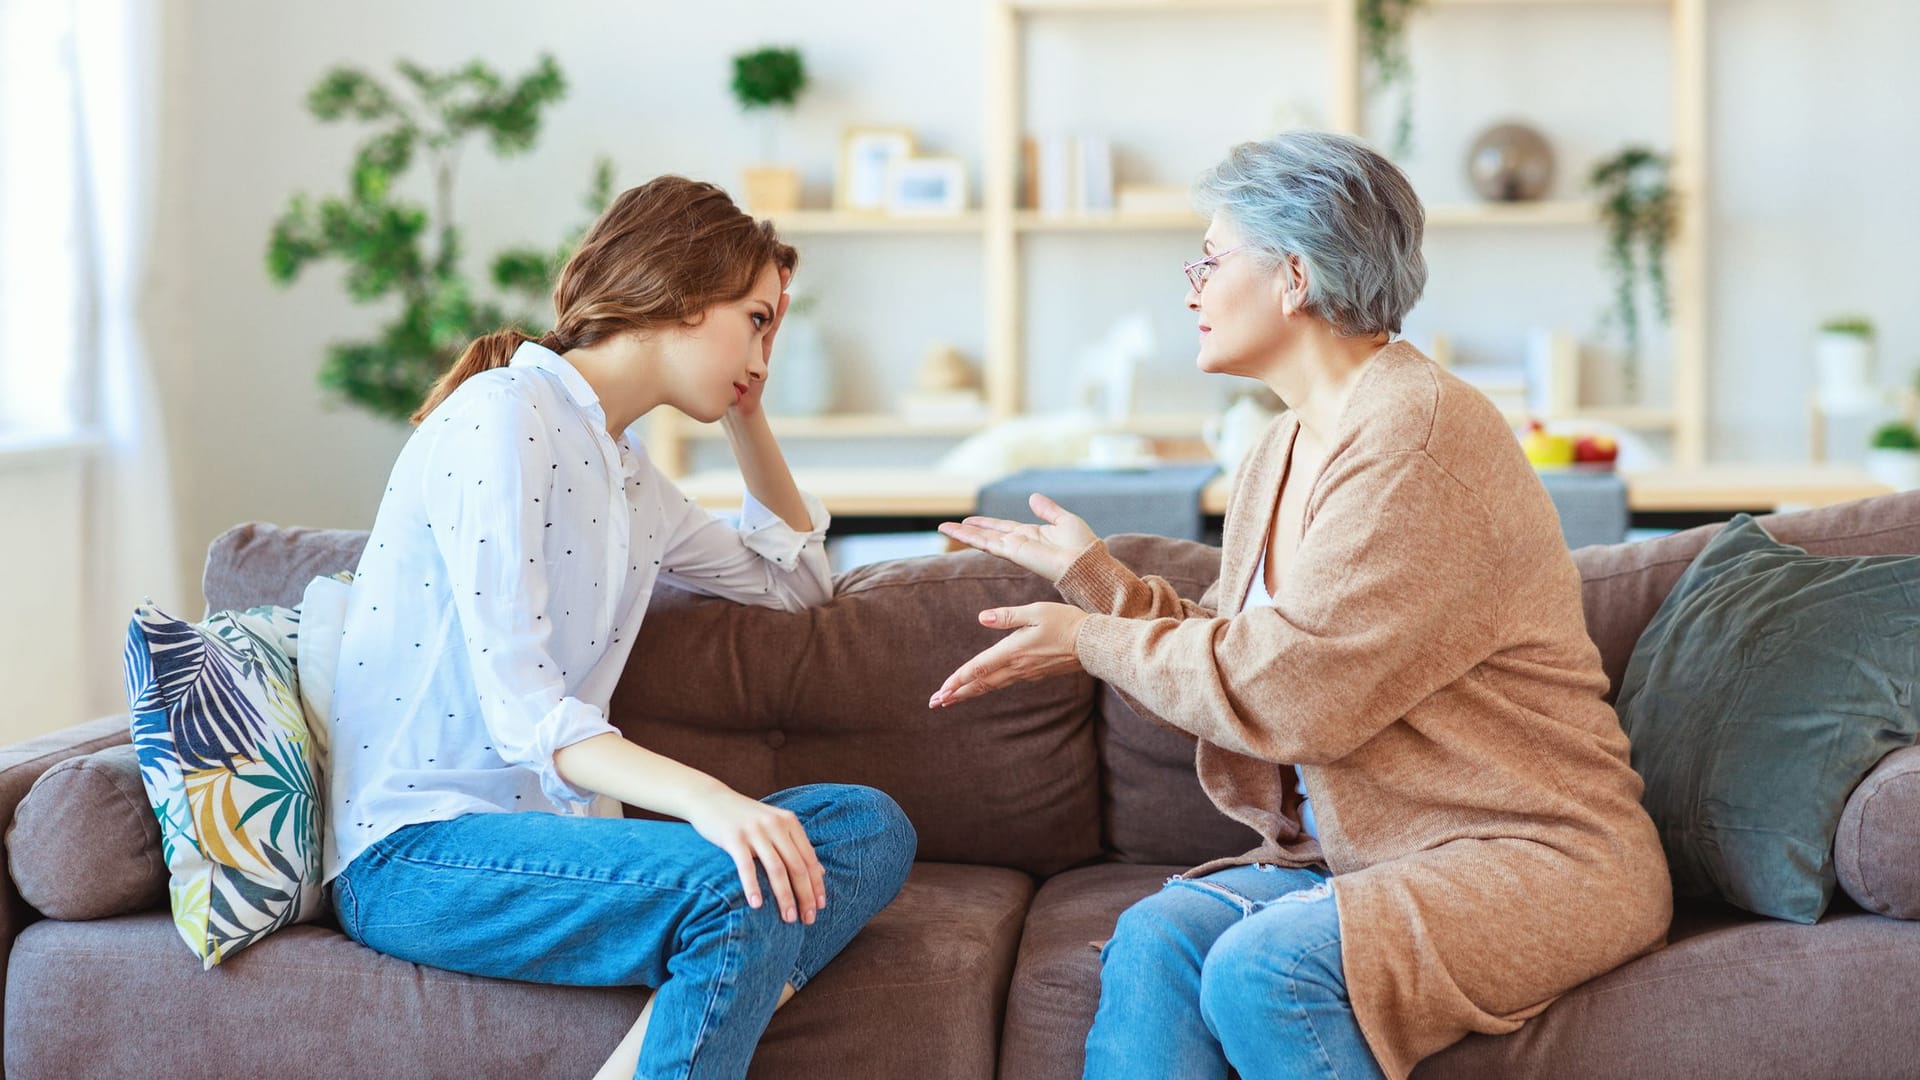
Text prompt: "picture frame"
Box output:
[[838, 127, 916, 212], [883, 155, 968, 216]]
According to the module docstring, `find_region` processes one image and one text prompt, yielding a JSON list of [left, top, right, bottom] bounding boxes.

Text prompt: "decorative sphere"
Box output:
[[1466, 123, 1555, 202]]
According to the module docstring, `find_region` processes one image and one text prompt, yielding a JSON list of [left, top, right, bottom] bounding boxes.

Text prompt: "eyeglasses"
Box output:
[[1182, 247, 1245, 293]]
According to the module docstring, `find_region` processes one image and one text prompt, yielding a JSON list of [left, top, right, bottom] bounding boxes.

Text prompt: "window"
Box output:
[[0, 0, 83, 438]]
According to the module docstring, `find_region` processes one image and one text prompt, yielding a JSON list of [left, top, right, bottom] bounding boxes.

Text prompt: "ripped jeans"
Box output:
[[1083, 863, 1387, 1080]]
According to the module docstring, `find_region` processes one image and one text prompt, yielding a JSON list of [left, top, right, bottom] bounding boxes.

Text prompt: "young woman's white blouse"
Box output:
[[324, 341, 833, 881]]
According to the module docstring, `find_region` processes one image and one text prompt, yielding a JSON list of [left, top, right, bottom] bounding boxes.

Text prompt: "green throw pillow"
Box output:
[[1617, 514, 1920, 922]]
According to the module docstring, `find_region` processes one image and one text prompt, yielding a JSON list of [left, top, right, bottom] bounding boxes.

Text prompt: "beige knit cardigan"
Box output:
[[1058, 342, 1672, 1079]]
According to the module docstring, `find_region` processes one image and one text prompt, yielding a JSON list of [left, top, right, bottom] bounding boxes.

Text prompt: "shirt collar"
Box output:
[[508, 339, 602, 415]]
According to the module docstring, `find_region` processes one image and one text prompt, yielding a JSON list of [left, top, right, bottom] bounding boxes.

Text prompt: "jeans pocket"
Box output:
[[331, 874, 363, 942]]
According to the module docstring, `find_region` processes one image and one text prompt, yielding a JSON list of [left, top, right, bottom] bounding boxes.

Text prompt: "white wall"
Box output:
[[151, 0, 1920, 607], [0, 451, 87, 744]]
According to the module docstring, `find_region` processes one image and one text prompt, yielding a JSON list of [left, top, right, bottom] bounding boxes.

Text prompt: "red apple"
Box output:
[[1574, 433, 1619, 466]]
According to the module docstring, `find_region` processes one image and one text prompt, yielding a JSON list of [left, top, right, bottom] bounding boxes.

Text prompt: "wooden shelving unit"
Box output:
[[649, 0, 1709, 479]]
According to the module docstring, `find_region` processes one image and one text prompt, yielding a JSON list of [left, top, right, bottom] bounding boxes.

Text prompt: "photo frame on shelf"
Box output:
[[838, 127, 916, 212], [883, 156, 968, 216]]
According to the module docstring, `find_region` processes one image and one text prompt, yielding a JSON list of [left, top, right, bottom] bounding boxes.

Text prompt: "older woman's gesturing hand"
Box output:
[[929, 602, 1089, 709], [937, 493, 1097, 584]]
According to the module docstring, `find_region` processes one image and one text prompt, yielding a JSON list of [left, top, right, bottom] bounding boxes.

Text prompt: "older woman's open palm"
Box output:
[[937, 493, 1098, 583]]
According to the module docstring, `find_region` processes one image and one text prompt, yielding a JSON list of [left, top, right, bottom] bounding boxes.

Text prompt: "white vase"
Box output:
[[1815, 333, 1877, 413], [1864, 448, 1920, 492], [765, 313, 831, 417]]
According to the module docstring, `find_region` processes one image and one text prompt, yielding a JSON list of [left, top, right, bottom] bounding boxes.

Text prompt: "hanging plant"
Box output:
[[1359, 0, 1423, 159], [265, 56, 613, 422], [1589, 146, 1677, 401]]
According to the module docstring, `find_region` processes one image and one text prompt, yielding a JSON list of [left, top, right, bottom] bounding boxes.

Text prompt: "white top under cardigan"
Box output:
[[1244, 544, 1319, 841], [323, 341, 834, 881]]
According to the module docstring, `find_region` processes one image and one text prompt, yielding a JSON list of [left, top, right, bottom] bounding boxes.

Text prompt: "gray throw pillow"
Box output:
[[1617, 514, 1920, 923]]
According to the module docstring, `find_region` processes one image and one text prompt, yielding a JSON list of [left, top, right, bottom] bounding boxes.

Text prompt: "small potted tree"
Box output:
[[1865, 419, 1920, 492], [731, 46, 808, 214], [1815, 315, 1877, 413]]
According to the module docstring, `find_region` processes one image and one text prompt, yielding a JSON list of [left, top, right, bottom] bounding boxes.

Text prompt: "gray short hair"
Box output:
[[1192, 132, 1427, 337]]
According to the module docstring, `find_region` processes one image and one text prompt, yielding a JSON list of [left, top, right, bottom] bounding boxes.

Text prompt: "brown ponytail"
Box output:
[[410, 176, 798, 426]]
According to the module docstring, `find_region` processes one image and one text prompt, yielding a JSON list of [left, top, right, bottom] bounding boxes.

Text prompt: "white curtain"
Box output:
[[72, 0, 183, 716]]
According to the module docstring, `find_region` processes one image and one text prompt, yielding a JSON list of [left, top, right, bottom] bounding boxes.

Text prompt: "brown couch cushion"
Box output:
[[5, 745, 163, 921], [4, 862, 1032, 1080], [201, 522, 369, 614], [1835, 743, 1920, 919], [1414, 900, 1920, 1079], [618, 550, 1104, 877], [999, 862, 1172, 1080], [1093, 536, 1263, 866], [1574, 491, 1920, 701], [996, 864, 1920, 1080]]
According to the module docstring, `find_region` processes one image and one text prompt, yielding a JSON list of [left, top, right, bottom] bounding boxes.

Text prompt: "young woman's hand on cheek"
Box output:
[[928, 601, 1089, 709], [683, 785, 827, 925]]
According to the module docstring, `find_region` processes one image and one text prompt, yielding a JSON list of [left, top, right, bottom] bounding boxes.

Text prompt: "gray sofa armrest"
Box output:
[[0, 716, 133, 1058]]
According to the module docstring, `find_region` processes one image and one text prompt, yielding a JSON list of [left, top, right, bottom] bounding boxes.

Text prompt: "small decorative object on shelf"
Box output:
[[839, 128, 916, 212], [1203, 391, 1282, 476], [902, 344, 987, 424], [1865, 420, 1920, 492], [265, 54, 612, 422], [1072, 312, 1155, 423], [730, 46, 809, 215], [1359, 0, 1424, 160], [1466, 122, 1554, 202], [762, 291, 831, 418], [1814, 315, 1878, 414], [1589, 145, 1677, 404], [885, 156, 970, 216]]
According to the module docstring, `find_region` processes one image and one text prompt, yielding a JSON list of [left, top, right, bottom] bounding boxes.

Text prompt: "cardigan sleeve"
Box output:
[[1054, 539, 1222, 620], [1072, 449, 1501, 765]]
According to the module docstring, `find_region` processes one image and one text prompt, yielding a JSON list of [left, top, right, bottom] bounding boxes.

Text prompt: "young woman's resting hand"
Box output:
[[937, 493, 1098, 584], [682, 783, 827, 926]]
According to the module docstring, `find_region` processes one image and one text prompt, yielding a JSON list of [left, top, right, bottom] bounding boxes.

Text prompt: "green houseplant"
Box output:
[[1360, 0, 1423, 160], [1866, 420, 1920, 492], [266, 55, 612, 422], [730, 46, 809, 214], [1589, 146, 1677, 402]]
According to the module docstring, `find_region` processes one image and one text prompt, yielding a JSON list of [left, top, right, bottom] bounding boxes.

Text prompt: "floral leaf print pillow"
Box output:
[[122, 601, 325, 968]]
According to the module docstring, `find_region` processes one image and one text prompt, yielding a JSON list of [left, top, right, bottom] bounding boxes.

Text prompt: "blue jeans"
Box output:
[[330, 783, 916, 1080], [1084, 864, 1387, 1080]]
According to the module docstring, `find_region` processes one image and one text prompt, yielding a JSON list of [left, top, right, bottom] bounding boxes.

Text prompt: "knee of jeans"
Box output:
[[810, 786, 918, 868], [1199, 918, 1342, 1024], [1104, 900, 1198, 973]]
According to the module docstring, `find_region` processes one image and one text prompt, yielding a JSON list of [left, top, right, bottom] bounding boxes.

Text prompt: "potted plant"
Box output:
[[730, 46, 809, 214], [1866, 420, 1920, 492], [1589, 146, 1677, 403], [1815, 315, 1878, 413], [265, 55, 612, 422], [1360, 0, 1422, 160]]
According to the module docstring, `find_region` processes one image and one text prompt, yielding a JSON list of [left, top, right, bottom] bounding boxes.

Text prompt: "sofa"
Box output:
[[5, 492, 1920, 1080]]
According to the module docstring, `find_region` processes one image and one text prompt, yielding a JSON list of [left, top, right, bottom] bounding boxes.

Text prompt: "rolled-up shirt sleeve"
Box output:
[[421, 390, 620, 806], [646, 462, 835, 612]]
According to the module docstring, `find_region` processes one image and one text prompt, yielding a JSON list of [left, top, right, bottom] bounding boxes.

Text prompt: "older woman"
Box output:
[[930, 131, 1671, 1080]]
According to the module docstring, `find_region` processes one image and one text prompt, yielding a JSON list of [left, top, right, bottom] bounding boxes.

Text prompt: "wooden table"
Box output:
[[675, 464, 1894, 527]]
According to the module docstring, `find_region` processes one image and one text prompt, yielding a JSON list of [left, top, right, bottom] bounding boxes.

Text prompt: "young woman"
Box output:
[[324, 175, 917, 1080], [933, 132, 1671, 1080]]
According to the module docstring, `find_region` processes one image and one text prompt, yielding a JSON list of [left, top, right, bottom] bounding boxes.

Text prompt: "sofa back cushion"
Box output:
[[202, 524, 1105, 877], [1092, 535, 1263, 866], [1574, 491, 1920, 701], [615, 551, 1103, 876]]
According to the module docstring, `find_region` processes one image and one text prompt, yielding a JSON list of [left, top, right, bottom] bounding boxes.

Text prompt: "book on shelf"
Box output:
[[1027, 134, 1113, 214]]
